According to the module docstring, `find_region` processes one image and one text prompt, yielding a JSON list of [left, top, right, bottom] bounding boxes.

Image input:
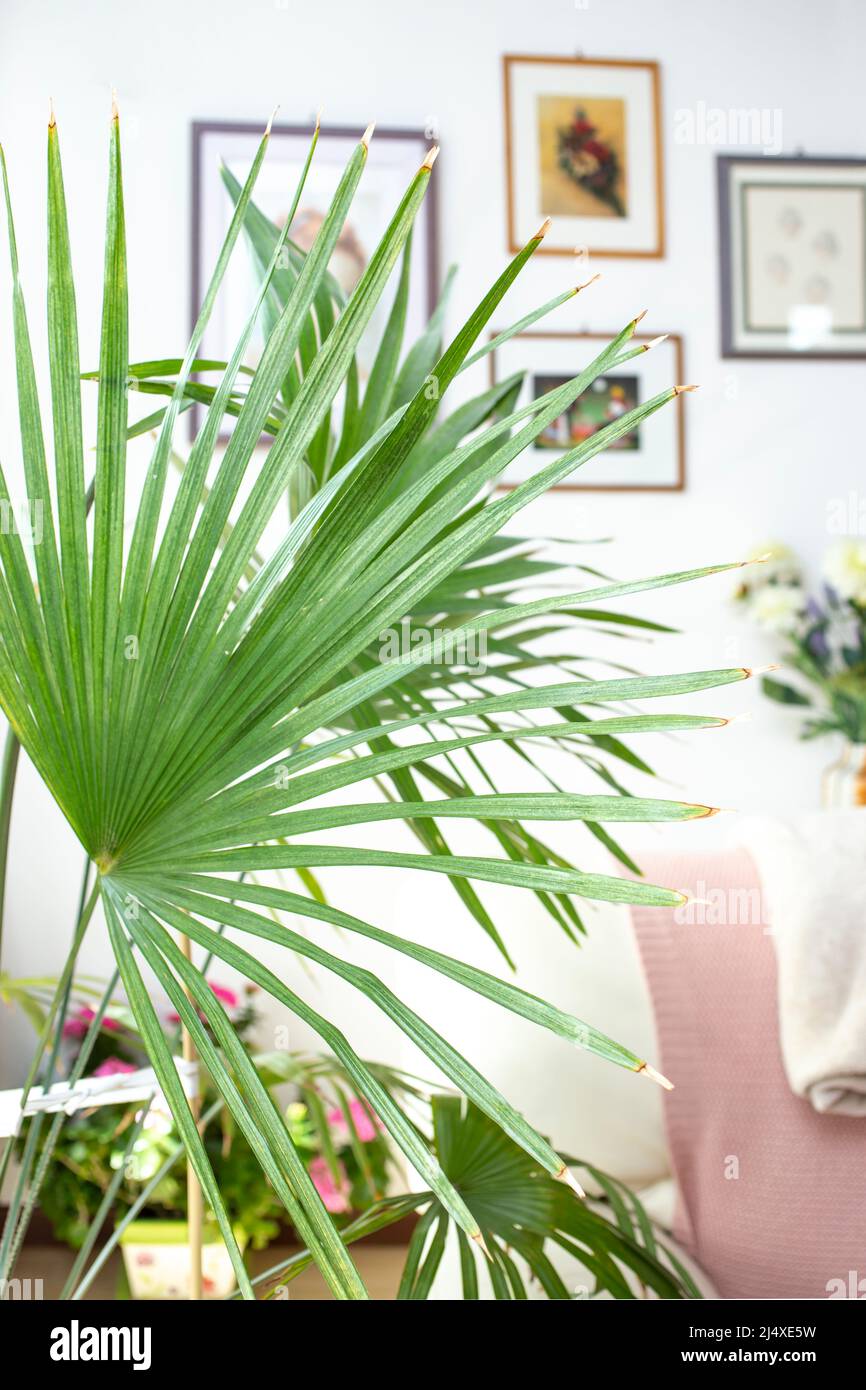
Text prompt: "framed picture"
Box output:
[[502, 54, 664, 258], [718, 154, 866, 358], [489, 330, 685, 491], [190, 121, 439, 431]]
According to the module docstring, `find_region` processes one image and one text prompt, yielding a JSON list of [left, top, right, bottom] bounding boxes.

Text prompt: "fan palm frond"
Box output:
[[256, 1098, 701, 1301], [0, 108, 753, 1298]]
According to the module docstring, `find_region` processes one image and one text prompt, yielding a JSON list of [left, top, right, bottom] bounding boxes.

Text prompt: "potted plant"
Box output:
[[9, 975, 699, 1300], [735, 540, 866, 803], [14, 986, 401, 1297], [0, 105, 751, 1298]]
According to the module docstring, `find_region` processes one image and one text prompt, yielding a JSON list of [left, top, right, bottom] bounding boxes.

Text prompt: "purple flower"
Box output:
[[806, 597, 825, 624], [807, 627, 830, 662]]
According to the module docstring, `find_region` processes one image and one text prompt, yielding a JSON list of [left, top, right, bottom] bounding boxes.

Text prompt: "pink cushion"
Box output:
[[631, 849, 866, 1300]]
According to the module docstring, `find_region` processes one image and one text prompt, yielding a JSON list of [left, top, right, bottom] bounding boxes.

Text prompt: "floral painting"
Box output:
[[534, 372, 640, 450], [503, 55, 663, 257], [537, 96, 627, 218]]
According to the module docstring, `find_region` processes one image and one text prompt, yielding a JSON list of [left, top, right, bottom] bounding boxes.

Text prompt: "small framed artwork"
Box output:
[[190, 121, 439, 431], [489, 331, 685, 491], [719, 154, 866, 358], [502, 54, 664, 258]]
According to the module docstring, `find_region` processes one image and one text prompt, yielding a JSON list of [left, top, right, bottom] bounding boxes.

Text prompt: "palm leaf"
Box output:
[[0, 107, 755, 1296], [261, 1099, 699, 1301]]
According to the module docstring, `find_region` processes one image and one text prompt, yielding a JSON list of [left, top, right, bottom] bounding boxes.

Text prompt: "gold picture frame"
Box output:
[[503, 54, 665, 259]]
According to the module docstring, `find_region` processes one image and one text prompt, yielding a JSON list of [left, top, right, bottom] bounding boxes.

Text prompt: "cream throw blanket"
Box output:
[[744, 811, 866, 1116]]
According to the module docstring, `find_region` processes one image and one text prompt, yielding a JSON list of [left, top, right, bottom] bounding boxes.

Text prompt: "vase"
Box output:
[[118, 1219, 246, 1300], [821, 742, 866, 807]]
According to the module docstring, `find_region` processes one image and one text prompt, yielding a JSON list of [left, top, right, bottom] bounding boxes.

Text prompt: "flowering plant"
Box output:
[[11, 980, 697, 1299], [556, 107, 625, 216], [19, 985, 394, 1249], [734, 540, 866, 742]]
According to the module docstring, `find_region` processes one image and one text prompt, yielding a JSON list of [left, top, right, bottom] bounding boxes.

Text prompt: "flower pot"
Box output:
[[118, 1219, 246, 1300], [822, 742, 866, 807]]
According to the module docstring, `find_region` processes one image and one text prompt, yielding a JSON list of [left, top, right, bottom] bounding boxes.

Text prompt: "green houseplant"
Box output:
[[12, 984, 411, 1297], [16, 988, 395, 1252], [12, 987, 699, 1300], [0, 104, 757, 1299]]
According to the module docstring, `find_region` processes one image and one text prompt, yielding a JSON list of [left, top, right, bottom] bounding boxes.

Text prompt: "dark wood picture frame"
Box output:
[[190, 120, 440, 434], [718, 153, 866, 360], [502, 54, 665, 259], [489, 330, 685, 492]]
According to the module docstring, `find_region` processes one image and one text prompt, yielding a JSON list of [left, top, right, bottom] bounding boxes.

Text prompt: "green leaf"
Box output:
[[0, 113, 739, 1299], [123, 898, 369, 1300], [151, 868, 657, 1074], [762, 675, 811, 706], [103, 892, 254, 1299], [131, 888, 486, 1247], [91, 112, 128, 810], [357, 238, 412, 444]]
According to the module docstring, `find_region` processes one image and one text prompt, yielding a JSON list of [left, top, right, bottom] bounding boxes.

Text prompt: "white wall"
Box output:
[[0, 0, 861, 1133]]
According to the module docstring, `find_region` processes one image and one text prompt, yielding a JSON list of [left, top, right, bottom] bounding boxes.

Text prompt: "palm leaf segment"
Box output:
[[260, 1098, 703, 1301], [0, 109, 751, 1298]]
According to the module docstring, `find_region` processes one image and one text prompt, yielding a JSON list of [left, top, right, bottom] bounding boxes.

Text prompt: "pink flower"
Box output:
[[326, 1098, 379, 1145], [92, 1057, 137, 1077], [209, 982, 239, 1008], [309, 1155, 351, 1213], [63, 1005, 119, 1038], [165, 981, 238, 1026], [63, 1005, 95, 1038]]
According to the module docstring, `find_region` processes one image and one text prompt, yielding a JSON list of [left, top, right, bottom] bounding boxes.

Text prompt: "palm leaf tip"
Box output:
[[472, 1230, 493, 1261], [556, 1164, 586, 1199], [636, 1061, 674, 1091]]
